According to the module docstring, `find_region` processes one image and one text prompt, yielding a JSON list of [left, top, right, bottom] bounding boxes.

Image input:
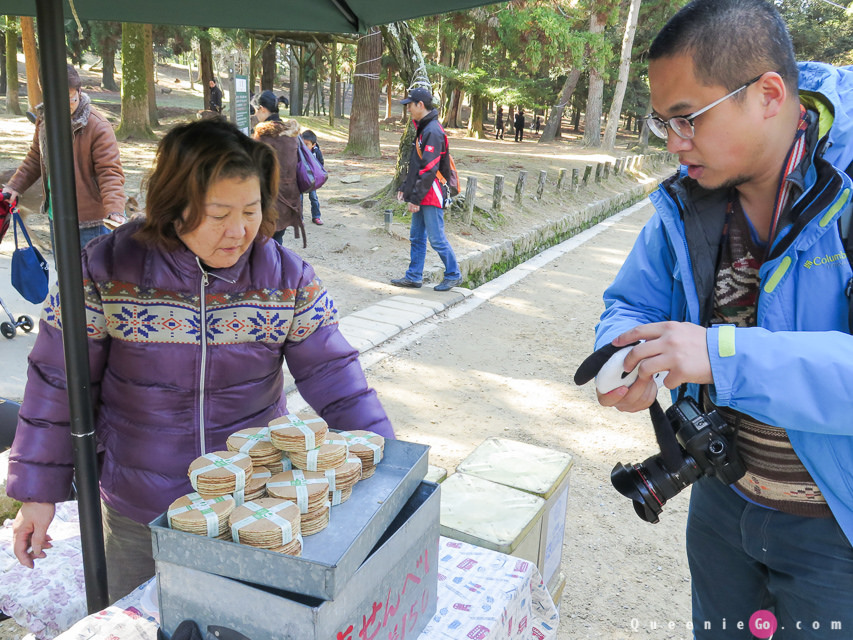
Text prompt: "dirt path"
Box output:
[[355, 202, 693, 640]]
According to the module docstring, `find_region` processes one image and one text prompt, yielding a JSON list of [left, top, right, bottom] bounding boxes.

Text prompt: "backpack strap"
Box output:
[[415, 130, 449, 188]]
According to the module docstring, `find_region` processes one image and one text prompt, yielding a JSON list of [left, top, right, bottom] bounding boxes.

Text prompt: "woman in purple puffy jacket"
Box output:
[[7, 118, 393, 602]]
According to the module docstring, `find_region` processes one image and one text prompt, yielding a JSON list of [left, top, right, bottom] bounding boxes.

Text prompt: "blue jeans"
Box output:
[[405, 205, 460, 282], [301, 191, 321, 219], [78, 224, 109, 250], [687, 477, 853, 638]]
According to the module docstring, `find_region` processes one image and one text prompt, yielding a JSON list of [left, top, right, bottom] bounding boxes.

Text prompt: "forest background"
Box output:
[[3, 0, 853, 187]]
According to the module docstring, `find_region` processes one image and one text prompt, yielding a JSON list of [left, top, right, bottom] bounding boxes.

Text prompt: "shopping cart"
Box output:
[[0, 193, 35, 340]]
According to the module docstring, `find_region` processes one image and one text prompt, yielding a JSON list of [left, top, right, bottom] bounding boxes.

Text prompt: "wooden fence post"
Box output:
[[515, 171, 527, 205], [572, 168, 579, 191], [557, 168, 567, 192], [583, 164, 593, 187], [464, 177, 477, 225], [536, 170, 547, 200], [493, 175, 504, 211]]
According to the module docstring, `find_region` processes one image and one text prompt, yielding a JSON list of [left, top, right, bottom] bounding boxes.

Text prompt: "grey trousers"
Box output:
[[102, 502, 155, 603]]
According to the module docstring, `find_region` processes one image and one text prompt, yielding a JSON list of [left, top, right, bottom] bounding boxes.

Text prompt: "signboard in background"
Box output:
[[232, 74, 250, 135]]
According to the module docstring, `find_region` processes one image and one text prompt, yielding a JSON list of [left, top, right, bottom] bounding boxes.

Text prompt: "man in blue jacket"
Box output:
[[595, 0, 853, 636]]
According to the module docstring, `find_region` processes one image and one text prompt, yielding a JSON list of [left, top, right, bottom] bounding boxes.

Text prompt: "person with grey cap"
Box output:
[[391, 87, 461, 292]]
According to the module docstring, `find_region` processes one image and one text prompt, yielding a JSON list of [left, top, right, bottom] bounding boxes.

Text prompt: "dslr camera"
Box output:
[[610, 396, 745, 523]]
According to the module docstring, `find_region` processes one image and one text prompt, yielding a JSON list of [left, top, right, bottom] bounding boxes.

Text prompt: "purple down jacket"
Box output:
[[6, 221, 393, 524]]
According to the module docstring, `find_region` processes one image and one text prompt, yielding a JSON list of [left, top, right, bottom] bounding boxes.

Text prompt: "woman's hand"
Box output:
[[12, 502, 55, 568]]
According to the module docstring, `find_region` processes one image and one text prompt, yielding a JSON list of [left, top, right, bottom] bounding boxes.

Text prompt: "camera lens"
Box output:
[[611, 452, 702, 523]]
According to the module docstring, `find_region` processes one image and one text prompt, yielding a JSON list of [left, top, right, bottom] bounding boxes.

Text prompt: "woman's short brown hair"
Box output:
[[136, 118, 279, 250]]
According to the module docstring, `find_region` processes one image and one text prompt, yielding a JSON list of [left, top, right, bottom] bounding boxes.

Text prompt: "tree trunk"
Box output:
[[145, 24, 158, 126], [603, 0, 642, 150], [329, 42, 337, 126], [248, 35, 256, 94], [20, 17, 41, 109], [102, 36, 119, 92], [0, 28, 6, 96], [436, 25, 452, 119], [385, 67, 393, 120], [539, 68, 581, 144], [261, 40, 275, 92], [466, 10, 488, 139], [637, 95, 652, 150], [444, 35, 472, 128], [344, 27, 382, 157], [289, 47, 303, 116], [583, 11, 606, 148], [380, 21, 431, 193], [200, 28, 214, 110], [5, 17, 22, 115], [116, 23, 155, 140]]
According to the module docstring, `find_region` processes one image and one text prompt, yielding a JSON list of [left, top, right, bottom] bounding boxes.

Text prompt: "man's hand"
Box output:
[[12, 502, 55, 569], [2, 189, 20, 207], [396, 191, 404, 202], [407, 202, 419, 213], [597, 321, 712, 413]]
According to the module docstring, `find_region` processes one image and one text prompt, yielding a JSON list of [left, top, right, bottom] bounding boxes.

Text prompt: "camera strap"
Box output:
[[649, 400, 684, 473]]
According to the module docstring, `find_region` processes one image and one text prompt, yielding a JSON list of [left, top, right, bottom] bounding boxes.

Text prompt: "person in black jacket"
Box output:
[[495, 107, 505, 139], [514, 109, 525, 142], [391, 87, 461, 292], [208, 79, 223, 113]]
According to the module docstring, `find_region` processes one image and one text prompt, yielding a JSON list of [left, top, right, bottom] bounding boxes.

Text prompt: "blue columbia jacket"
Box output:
[[596, 62, 853, 543]]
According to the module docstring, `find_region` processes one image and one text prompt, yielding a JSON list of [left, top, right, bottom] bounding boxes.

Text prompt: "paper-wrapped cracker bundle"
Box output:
[[268, 414, 328, 452], [342, 431, 385, 479], [229, 497, 303, 556], [325, 456, 362, 505], [168, 493, 235, 540], [226, 427, 282, 468], [300, 502, 330, 536], [244, 465, 271, 502], [289, 436, 348, 472], [189, 451, 253, 504], [266, 469, 329, 514], [266, 452, 292, 475]]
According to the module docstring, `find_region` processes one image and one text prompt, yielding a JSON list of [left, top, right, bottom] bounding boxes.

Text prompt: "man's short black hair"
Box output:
[[301, 129, 317, 144], [650, 0, 798, 97]]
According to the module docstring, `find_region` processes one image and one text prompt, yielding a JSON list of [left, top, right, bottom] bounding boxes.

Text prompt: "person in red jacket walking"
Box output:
[[391, 87, 461, 292]]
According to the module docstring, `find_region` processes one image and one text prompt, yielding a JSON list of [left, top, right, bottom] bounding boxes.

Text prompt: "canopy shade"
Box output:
[[0, 0, 498, 31]]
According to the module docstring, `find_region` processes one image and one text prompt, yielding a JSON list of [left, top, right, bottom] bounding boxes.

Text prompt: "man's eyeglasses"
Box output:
[[645, 74, 765, 140]]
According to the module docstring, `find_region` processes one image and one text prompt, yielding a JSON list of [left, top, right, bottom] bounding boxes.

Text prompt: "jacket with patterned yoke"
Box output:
[[6, 221, 393, 524]]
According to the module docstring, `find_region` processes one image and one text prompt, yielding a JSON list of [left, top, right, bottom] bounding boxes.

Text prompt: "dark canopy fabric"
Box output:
[[0, 0, 497, 31]]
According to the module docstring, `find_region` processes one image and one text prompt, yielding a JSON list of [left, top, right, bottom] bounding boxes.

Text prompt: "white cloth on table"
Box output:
[[420, 537, 559, 639], [0, 501, 87, 639]]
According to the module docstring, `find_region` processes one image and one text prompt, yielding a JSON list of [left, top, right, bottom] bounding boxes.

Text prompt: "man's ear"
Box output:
[[758, 72, 788, 119]]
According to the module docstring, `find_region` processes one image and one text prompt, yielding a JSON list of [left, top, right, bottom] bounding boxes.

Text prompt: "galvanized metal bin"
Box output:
[[158, 481, 440, 640], [455, 437, 573, 590], [150, 438, 428, 600], [439, 473, 546, 569]]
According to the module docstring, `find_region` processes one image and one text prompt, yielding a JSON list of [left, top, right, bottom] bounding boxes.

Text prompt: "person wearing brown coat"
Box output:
[[252, 90, 305, 247], [2, 65, 126, 250]]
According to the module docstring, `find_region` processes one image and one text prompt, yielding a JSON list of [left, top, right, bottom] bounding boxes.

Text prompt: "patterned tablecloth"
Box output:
[[1, 502, 559, 640]]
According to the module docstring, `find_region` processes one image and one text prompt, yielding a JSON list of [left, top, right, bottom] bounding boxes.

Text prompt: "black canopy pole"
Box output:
[[35, 0, 109, 613]]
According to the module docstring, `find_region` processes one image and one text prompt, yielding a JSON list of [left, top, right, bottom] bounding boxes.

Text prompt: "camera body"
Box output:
[[611, 396, 745, 523]]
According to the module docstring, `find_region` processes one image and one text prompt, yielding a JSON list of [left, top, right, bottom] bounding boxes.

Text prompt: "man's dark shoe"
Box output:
[[391, 277, 422, 288], [434, 277, 462, 292]]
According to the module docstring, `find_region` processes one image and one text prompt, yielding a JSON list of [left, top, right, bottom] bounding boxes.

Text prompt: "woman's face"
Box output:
[[178, 175, 263, 269]]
